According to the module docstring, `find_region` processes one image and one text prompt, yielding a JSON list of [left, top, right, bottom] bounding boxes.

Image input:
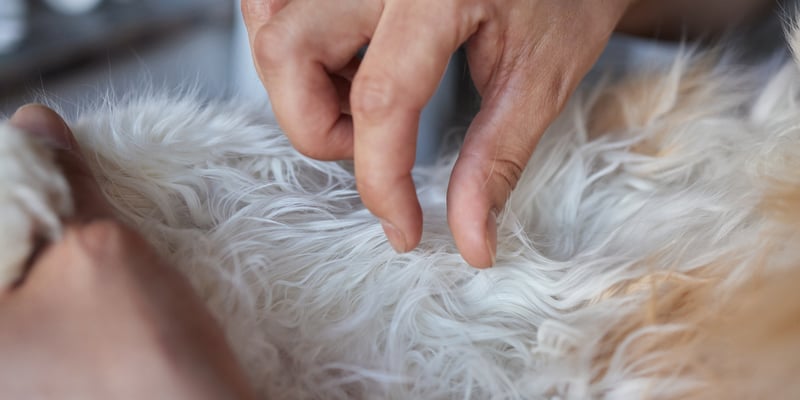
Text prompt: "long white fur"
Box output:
[[0, 125, 72, 286], [1, 28, 799, 400]]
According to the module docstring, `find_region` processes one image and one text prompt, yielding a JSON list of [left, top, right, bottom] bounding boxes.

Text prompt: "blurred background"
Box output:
[[0, 0, 264, 117]]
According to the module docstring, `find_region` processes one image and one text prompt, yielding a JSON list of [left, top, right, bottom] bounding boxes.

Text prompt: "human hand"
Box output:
[[0, 105, 255, 400], [242, 0, 634, 267]]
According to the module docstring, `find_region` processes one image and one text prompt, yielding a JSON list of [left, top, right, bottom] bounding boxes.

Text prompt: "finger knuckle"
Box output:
[[288, 135, 331, 160], [355, 171, 390, 205], [253, 20, 298, 70], [351, 74, 399, 120], [491, 157, 525, 194]]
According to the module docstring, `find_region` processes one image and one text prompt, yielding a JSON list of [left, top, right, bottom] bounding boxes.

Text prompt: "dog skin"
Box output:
[[0, 105, 257, 399], [1, 21, 799, 400]]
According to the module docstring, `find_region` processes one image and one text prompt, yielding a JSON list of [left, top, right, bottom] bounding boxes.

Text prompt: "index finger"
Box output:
[[351, 0, 484, 252], [250, 0, 380, 160], [241, 0, 289, 44]]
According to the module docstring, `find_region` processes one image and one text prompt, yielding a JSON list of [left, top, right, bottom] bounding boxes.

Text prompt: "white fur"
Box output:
[[2, 33, 799, 400], [0, 125, 72, 286]]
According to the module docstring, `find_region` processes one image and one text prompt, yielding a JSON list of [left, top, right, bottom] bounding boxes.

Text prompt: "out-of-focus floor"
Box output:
[[0, 0, 250, 118]]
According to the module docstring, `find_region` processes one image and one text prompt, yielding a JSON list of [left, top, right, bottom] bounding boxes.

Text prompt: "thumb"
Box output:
[[10, 104, 112, 221], [447, 91, 549, 268]]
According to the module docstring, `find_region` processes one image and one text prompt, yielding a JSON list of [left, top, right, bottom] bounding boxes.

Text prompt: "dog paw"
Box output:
[[0, 123, 72, 288]]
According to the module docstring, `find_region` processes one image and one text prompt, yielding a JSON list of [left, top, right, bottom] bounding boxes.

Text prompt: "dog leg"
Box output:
[[0, 123, 72, 288]]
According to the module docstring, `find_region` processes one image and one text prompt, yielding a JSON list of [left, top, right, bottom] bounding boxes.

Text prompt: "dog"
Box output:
[[1, 25, 799, 400]]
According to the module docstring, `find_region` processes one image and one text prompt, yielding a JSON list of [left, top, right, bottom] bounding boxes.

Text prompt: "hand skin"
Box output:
[[0, 105, 256, 400], [242, 0, 775, 267]]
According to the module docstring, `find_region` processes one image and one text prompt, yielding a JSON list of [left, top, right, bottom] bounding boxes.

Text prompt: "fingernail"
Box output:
[[10, 104, 72, 150], [381, 219, 408, 253], [485, 210, 498, 266]]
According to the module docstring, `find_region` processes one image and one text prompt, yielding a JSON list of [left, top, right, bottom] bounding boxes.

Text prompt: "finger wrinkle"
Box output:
[[351, 75, 405, 120], [355, 170, 414, 202]]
